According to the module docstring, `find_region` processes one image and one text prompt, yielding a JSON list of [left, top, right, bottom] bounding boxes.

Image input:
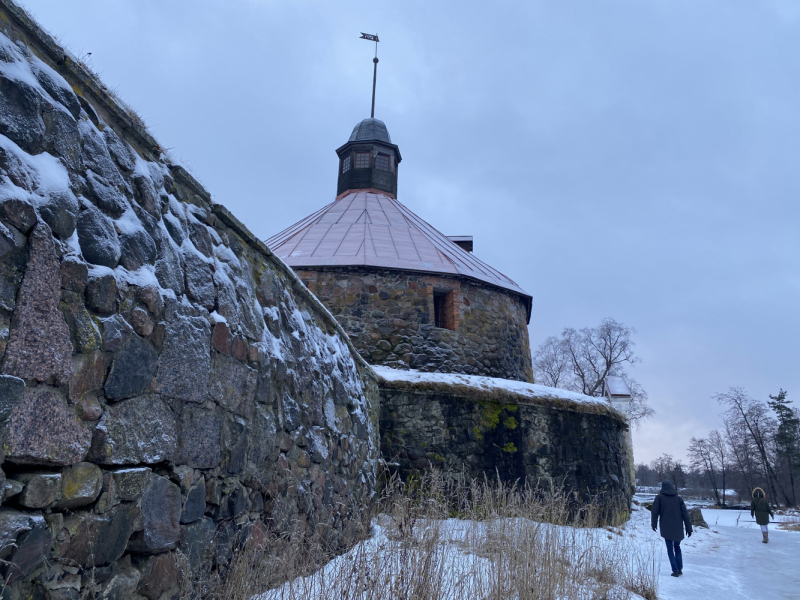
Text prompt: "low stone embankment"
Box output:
[[0, 3, 379, 597], [375, 367, 634, 512]]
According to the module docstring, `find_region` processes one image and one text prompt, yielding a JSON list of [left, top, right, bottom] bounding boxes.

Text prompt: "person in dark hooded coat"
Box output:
[[651, 480, 692, 577], [751, 487, 774, 544]]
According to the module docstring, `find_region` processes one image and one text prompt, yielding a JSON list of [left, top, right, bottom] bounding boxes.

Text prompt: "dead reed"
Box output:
[[189, 471, 659, 600]]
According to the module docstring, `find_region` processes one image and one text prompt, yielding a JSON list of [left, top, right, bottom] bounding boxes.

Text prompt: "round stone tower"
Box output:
[[266, 118, 534, 382]]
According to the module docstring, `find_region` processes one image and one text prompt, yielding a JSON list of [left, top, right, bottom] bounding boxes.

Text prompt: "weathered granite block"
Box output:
[[134, 552, 180, 600], [89, 395, 177, 465], [56, 462, 102, 509], [60, 289, 102, 352], [0, 509, 49, 584], [14, 472, 62, 508], [128, 475, 181, 554], [5, 387, 91, 466], [180, 478, 205, 524], [0, 197, 36, 234], [1, 223, 73, 383], [0, 373, 24, 420], [156, 315, 210, 403], [77, 202, 121, 268], [112, 467, 152, 502], [176, 405, 222, 469], [104, 334, 158, 399], [209, 352, 257, 415], [69, 351, 104, 401], [58, 503, 136, 567], [86, 272, 117, 314]]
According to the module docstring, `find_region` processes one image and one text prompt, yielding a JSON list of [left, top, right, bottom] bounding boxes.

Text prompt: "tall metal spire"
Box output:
[[360, 33, 380, 118]]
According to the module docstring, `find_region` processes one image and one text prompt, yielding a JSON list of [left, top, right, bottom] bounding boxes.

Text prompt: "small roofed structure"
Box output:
[[447, 235, 473, 253], [335, 118, 401, 198], [604, 375, 636, 488], [604, 375, 632, 418]]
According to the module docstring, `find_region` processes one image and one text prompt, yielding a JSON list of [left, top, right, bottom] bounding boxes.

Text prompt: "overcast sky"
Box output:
[[18, 0, 800, 464]]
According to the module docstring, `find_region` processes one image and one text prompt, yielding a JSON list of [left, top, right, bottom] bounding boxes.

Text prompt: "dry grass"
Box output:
[[777, 517, 800, 532], [188, 472, 659, 600]]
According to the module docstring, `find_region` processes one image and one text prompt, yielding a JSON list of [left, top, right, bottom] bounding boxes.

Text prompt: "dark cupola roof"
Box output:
[[336, 118, 401, 198], [349, 118, 392, 143]]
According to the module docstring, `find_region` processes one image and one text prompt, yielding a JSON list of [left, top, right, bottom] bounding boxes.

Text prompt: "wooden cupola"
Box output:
[[335, 118, 402, 199]]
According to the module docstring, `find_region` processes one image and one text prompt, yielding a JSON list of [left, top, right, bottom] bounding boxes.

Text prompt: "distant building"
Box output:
[[266, 118, 533, 382]]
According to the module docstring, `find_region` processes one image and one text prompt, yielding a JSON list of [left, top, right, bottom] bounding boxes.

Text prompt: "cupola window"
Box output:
[[375, 153, 390, 172], [355, 152, 371, 169], [342, 156, 351, 173]]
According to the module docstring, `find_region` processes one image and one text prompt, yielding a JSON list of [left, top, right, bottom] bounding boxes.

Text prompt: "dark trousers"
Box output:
[[664, 539, 683, 573]]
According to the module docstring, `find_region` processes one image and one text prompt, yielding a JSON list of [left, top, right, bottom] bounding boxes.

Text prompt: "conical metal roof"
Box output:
[[265, 191, 531, 309]]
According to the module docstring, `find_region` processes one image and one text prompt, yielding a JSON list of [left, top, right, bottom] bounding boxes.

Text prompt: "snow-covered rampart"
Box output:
[[376, 366, 633, 511], [373, 365, 625, 418]]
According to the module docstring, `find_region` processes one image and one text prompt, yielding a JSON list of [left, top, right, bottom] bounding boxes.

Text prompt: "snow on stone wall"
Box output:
[[376, 366, 634, 513], [0, 4, 378, 596]]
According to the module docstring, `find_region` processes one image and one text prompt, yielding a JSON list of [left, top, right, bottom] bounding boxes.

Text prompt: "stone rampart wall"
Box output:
[[296, 268, 534, 382], [379, 385, 633, 512], [0, 4, 379, 597]]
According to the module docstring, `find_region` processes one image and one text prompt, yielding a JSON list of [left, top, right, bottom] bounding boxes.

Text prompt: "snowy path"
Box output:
[[627, 504, 800, 600]]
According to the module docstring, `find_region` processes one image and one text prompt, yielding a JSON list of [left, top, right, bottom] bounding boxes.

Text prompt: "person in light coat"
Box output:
[[651, 480, 692, 577], [751, 487, 774, 544]]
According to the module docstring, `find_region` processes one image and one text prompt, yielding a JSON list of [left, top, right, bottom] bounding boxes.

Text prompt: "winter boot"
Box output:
[[762, 531, 768, 544]]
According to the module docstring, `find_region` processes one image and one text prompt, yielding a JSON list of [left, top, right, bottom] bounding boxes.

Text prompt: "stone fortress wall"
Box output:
[[0, 3, 379, 597], [377, 373, 633, 510], [296, 268, 534, 383]]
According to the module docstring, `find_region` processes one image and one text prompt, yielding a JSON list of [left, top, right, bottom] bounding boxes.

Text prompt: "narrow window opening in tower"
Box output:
[[433, 292, 447, 329], [342, 155, 351, 173], [355, 152, 370, 169], [375, 153, 390, 172]]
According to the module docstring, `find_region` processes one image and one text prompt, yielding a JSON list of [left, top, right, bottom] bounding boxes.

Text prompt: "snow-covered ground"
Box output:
[[256, 499, 800, 599], [629, 497, 800, 599]]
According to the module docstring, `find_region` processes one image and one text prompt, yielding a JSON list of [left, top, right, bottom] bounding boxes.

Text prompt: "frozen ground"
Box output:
[[256, 499, 800, 599]]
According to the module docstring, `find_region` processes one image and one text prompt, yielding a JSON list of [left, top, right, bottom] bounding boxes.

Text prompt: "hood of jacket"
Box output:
[[660, 480, 677, 496], [752, 487, 765, 499]]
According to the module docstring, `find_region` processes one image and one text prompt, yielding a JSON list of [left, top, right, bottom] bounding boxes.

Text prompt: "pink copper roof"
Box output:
[[265, 191, 531, 302]]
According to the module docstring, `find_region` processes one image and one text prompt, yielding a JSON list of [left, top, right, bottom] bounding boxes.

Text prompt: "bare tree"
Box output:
[[651, 454, 685, 488], [562, 319, 639, 396], [708, 430, 729, 506], [531, 336, 570, 388], [688, 437, 722, 505], [716, 388, 791, 506], [532, 318, 653, 422], [723, 413, 759, 497]]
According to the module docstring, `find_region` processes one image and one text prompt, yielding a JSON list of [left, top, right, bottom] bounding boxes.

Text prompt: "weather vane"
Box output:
[[360, 32, 379, 118]]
